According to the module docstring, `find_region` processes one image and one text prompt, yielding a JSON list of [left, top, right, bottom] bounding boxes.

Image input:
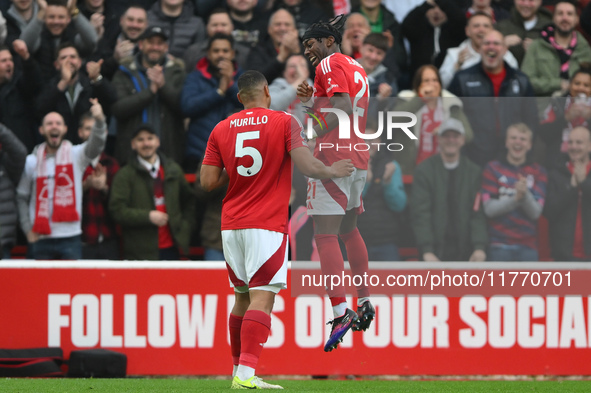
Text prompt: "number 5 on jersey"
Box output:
[[236, 131, 262, 177]]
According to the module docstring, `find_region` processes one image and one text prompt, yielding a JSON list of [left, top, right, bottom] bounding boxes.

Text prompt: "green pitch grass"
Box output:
[[1, 379, 590, 392]]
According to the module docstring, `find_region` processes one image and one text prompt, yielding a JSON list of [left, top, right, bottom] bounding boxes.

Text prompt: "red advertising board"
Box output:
[[0, 261, 590, 375]]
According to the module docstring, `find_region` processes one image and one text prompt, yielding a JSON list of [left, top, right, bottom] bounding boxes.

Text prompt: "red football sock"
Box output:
[[315, 234, 346, 305], [340, 228, 370, 298], [239, 310, 271, 369], [229, 314, 243, 366]]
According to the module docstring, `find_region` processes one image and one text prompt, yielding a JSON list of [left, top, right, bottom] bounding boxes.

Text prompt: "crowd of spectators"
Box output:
[[0, 0, 590, 261]]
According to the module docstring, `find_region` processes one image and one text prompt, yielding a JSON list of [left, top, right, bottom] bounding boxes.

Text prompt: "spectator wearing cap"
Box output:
[[245, 8, 302, 83], [411, 117, 488, 261], [109, 123, 196, 260], [481, 123, 547, 261], [111, 25, 186, 166], [147, 0, 206, 59]]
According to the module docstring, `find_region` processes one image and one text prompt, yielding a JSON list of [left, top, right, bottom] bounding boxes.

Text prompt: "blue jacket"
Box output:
[[180, 57, 242, 160]]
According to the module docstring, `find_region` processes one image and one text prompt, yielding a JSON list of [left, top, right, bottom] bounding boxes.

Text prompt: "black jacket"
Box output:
[[0, 124, 27, 251], [538, 95, 574, 170], [448, 62, 538, 166], [401, 0, 466, 75], [544, 161, 591, 261], [245, 35, 287, 84], [0, 56, 44, 152], [35, 73, 117, 145]]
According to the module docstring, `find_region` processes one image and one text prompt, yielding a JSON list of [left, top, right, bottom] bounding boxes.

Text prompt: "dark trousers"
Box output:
[[159, 247, 180, 260], [82, 237, 120, 260], [30, 235, 82, 260]]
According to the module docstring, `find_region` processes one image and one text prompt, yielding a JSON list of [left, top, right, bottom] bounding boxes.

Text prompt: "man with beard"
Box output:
[[16, 100, 106, 260], [521, 1, 591, 97], [180, 33, 242, 172], [111, 25, 186, 165], [85, 4, 147, 80]]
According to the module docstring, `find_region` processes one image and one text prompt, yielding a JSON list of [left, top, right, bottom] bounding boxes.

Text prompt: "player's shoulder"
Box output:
[[318, 53, 364, 76], [255, 107, 295, 124]]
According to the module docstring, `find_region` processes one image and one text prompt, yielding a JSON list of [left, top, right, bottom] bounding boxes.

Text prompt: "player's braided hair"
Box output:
[[302, 14, 347, 45]]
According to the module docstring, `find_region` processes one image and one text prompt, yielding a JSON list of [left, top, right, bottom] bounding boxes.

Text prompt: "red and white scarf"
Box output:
[[32, 141, 79, 235]]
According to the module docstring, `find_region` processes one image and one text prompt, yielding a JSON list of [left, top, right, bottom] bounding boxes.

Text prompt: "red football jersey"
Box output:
[[312, 52, 370, 170], [202, 107, 307, 233]]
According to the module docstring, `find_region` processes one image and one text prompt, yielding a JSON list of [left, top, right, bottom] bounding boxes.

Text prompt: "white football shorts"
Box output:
[[306, 168, 367, 215], [222, 228, 288, 293]]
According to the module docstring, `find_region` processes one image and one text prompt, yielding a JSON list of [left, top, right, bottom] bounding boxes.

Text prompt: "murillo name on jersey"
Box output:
[[230, 115, 269, 127]]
